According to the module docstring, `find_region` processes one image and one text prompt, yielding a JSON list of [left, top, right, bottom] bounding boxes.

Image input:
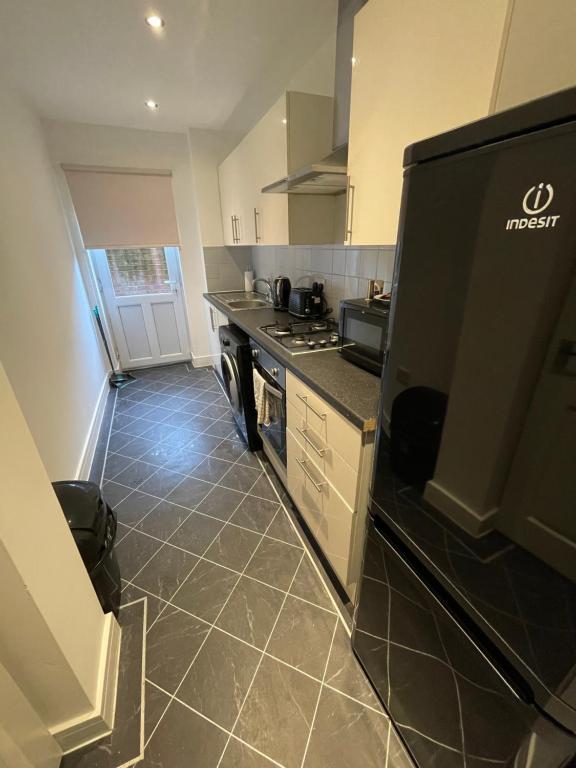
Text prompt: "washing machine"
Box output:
[[219, 324, 262, 451]]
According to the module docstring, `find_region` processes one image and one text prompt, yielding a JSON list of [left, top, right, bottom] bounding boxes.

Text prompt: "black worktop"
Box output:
[[204, 293, 381, 432]]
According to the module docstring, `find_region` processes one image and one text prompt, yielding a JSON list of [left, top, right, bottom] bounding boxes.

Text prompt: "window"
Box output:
[[105, 247, 170, 297]]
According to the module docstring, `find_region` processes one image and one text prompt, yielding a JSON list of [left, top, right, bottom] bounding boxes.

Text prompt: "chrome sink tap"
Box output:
[[252, 277, 274, 304]]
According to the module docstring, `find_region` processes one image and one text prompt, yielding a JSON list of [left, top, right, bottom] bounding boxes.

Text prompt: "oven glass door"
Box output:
[[254, 363, 286, 469], [340, 307, 387, 374]]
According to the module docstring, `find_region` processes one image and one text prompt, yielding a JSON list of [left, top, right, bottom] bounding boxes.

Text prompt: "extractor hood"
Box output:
[[262, 146, 348, 195], [262, 0, 366, 196]]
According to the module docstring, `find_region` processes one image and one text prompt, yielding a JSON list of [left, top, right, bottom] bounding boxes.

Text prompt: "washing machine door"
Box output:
[[220, 352, 242, 416]]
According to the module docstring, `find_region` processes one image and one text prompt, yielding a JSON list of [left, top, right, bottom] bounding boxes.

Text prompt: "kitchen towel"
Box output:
[[253, 367, 271, 426], [253, 368, 283, 427]]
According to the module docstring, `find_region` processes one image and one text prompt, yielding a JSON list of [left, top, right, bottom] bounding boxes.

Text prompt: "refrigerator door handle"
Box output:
[[371, 514, 533, 705]]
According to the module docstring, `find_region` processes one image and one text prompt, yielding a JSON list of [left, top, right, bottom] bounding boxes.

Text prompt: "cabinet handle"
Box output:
[[254, 207, 261, 243], [296, 393, 326, 421], [296, 457, 325, 492], [209, 306, 215, 332], [296, 426, 326, 456], [345, 177, 355, 245], [231, 215, 240, 244]]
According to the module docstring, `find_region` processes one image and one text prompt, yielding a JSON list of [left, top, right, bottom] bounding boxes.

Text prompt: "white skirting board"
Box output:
[[49, 612, 121, 754], [191, 352, 215, 368], [76, 373, 110, 480]]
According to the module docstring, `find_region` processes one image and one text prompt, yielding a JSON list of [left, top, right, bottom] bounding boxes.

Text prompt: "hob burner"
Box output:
[[259, 318, 341, 355]]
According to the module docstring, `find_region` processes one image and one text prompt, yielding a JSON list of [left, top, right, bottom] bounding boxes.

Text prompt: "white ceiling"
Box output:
[[0, 0, 337, 134]]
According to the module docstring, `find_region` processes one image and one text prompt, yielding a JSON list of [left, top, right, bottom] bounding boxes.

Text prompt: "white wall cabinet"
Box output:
[[285, 370, 374, 601], [347, 0, 510, 245], [492, 0, 576, 112], [218, 91, 341, 246]]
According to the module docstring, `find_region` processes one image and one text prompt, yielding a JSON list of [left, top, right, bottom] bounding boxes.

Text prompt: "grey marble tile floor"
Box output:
[[95, 363, 413, 768]]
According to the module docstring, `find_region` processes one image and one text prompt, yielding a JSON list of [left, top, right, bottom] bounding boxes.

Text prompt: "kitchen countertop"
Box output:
[[204, 292, 381, 432]]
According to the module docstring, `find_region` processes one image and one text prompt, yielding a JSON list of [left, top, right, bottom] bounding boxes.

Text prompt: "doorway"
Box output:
[[90, 246, 191, 370]]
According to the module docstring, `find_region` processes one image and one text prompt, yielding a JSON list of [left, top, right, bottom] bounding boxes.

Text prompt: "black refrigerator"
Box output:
[[352, 87, 576, 768]]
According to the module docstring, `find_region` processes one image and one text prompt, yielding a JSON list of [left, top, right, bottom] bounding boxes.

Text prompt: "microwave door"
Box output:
[[341, 308, 387, 374]]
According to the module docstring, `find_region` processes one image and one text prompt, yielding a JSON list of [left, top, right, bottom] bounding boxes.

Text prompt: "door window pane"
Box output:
[[106, 247, 170, 296]]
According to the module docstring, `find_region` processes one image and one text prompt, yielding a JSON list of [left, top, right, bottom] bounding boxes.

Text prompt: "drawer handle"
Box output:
[[296, 457, 325, 492], [296, 393, 326, 421], [296, 426, 326, 456]]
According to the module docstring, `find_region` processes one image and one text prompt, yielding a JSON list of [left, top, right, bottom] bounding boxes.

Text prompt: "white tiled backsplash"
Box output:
[[203, 246, 253, 292], [251, 245, 396, 313]]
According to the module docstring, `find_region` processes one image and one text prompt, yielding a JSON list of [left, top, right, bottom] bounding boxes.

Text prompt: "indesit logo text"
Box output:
[[506, 182, 560, 231]]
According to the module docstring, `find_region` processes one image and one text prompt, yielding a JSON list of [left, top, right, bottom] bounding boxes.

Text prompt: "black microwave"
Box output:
[[339, 298, 390, 376]]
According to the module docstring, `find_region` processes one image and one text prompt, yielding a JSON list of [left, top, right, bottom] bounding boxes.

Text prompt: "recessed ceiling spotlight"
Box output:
[[282, 118, 287, 125], [145, 14, 164, 28], [145, 100, 159, 110]]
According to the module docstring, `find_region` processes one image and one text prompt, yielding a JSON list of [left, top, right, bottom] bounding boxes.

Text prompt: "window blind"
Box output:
[[63, 166, 180, 248]]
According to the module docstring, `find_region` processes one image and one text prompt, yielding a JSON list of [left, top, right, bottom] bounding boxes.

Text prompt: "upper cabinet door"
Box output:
[[249, 94, 289, 246], [347, 0, 509, 246], [218, 149, 244, 246], [217, 91, 338, 247]]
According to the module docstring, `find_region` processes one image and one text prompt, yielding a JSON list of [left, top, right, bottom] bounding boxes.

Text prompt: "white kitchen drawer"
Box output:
[[287, 428, 355, 589], [287, 406, 358, 510], [286, 370, 362, 471]]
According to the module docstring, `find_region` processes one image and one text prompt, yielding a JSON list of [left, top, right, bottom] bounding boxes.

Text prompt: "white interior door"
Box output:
[[91, 247, 190, 369]]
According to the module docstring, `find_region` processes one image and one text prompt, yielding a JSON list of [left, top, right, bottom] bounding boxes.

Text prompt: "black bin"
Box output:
[[53, 481, 121, 617], [390, 386, 448, 489]]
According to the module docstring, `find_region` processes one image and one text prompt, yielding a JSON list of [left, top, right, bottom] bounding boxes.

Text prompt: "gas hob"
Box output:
[[259, 319, 341, 354]]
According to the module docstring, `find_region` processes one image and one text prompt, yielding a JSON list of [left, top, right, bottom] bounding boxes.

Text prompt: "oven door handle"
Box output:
[[264, 380, 284, 400]]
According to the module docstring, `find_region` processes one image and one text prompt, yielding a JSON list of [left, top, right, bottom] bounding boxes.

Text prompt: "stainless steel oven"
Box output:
[[339, 298, 390, 376], [250, 341, 287, 485]]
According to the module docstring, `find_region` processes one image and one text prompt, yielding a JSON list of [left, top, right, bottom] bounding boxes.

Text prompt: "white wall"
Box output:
[[0, 361, 110, 735], [286, 31, 336, 97], [43, 119, 222, 368], [0, 79, 108, 480], [188, 128, 241, 247]]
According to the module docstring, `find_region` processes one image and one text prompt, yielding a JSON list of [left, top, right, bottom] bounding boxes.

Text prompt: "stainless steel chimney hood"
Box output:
[[262, 0, 366, 196], [262, 146, 348, 195]]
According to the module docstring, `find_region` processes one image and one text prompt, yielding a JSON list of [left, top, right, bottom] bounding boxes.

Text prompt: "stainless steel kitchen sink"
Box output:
[[226, 299, 269, 309], [212, 292, 271, 310]]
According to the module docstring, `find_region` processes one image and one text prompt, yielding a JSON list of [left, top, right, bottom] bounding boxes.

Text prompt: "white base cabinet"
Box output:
[[286, 370, 374, 601]]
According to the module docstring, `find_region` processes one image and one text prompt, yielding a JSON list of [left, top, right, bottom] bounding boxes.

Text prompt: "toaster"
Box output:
[[288, 287, 327, 319]]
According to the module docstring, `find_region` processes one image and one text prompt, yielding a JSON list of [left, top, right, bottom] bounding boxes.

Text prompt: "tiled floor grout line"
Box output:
[[113, 367, 392, 765], [123, 543, 339, 626], [117, 501, 305, 555], [124, 576, 352, 691], [141, 466, 264, 634], [144, 474, 285, 750], [145, 678, 286, 768], [108, 474, 278, 510], [299, 617, 339, 768], [256, 454, 353, 637], [214, 549, 306, 768]]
